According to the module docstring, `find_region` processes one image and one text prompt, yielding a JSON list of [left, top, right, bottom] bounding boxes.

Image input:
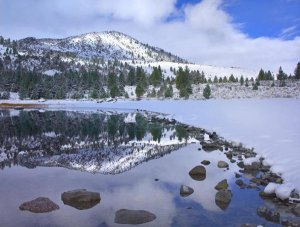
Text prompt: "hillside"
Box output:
[[0, 31, 257, 78]]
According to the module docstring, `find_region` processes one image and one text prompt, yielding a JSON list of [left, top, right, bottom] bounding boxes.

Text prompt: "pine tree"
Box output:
[[240, 76, 244, 85], [277, 66, 287, 80], [203, 84, 211, 99], [175, 67, 192, 98], [164, 85, 173, 98], [127, 68, 136, 85], [229, 74, 235, 82], [257, 69, 265, 81], [245, 78, 249, 87], [213, 76, 218, 83], [295, 62, 300, 80], [107, 72, 119, 98], [135, 82, 144, 99], [150, 66, 162, 87]]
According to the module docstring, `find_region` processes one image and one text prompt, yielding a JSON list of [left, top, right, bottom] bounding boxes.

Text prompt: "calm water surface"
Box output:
[[0, 110, 294, 226]]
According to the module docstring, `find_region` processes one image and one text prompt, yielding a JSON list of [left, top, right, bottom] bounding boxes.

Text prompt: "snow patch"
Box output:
[[43, 69, 61, 76]]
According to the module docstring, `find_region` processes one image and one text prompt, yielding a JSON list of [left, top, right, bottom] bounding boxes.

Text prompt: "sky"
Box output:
[[0, 0, 299, 73]]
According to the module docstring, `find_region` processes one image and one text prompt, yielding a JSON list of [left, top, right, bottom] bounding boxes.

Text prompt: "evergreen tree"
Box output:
[[150, 66, 163, 87], [229, 74, 235, 82], [257, 69, 265, 81], [223, 76, 228, 83], [240, 76, 244, 85], [135, 82, 144, 99], [245, 78, 249, 87], [164, 85, 173, 98], [203, 84, 211, 99], [91, 88, 99, 99], [277, 66, 287, 80], [213, 76, 218, 83], [265, 70, 273, 80], [295, 62, 300, 80], [175, 67, 192, 98], [107, 72, 119, 98], [252, 83, 258, 90], [127, 68, 136, 85]]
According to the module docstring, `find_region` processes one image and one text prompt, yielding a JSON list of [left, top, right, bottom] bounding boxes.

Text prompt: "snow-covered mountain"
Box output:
[[0, 31, 258, 78], [18, 31, 186, 63]]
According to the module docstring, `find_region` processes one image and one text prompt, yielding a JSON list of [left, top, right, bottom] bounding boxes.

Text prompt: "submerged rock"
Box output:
[[19, 197, 59, 213], [217, 161, 229, 168], [201, 160, 210, 165], [235, 179, 244, 187], [180, 185, 194, 197], [61, 189, 100, 210], [244, 162, 261, 171], [201, 142, 221, 152], [291, 204, 300, 217], [215, 179, 229, 190], [257, 206, 280, 223], [189, 165, 206, 181], [215, 190, 232, 210], [115, 209, 156, 224]]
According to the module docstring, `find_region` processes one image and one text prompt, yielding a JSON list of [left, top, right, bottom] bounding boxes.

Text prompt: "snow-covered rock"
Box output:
[[264, 182, 279, 194], [275, 183, 295, 200]]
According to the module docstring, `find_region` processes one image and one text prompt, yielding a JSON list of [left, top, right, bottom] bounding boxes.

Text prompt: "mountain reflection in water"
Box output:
[[0, 110, 199, 174]]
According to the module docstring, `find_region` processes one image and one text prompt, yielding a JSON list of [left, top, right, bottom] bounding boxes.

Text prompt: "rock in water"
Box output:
[[180, 185, 194, 197], [61, 189, 100, 210], [19, 197, 59, 213], [115, 209, 156, 224], [215, 179, 229, 190], [201, 160, 211, 165], [215, 190, 232, 210], [217, 161, 229, 168], [189, 165, 206, 181], [201, 142, 221, 152]]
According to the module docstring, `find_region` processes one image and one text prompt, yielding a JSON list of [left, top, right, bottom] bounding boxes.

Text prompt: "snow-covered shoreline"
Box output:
[[1, 98, 299, 193]]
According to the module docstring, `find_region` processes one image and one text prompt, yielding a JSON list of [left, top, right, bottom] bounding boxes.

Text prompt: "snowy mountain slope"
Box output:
[[129, 61, 258, 79], [17, 31, 186, 63], [0, 31, 259, 78]]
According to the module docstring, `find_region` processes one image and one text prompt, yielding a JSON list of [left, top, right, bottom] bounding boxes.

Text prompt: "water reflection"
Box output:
[[0, 110, 287, 226], [0, 110, 197, 173]]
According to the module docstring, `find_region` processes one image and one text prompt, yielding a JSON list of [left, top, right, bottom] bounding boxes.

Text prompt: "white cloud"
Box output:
[[0, 0, 299, 73], [95, 0, 176, 26]]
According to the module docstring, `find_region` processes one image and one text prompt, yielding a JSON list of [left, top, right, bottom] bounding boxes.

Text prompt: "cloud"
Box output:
[[280, 25, 299, 39], [0, 0, 299, 73]]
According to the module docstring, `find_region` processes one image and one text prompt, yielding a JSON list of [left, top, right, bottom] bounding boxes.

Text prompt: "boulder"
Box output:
[[189, 165, 206, 181], [217, 161, 229, 168], [115, 209, 156, 224], [19, 197, 59, 213], [201, 142, 221, 152], [201, 160, 210, 165], [244, 162, 261, 171], [180, 185, 194, 197], [235, 179, 244, 187], [61, 189, 100, 210], [215, 190, 232, 210], [215, 179, 228, 190]]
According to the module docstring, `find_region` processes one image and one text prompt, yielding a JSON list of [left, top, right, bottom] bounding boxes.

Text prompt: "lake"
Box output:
[[0, 109, 299, 226]]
